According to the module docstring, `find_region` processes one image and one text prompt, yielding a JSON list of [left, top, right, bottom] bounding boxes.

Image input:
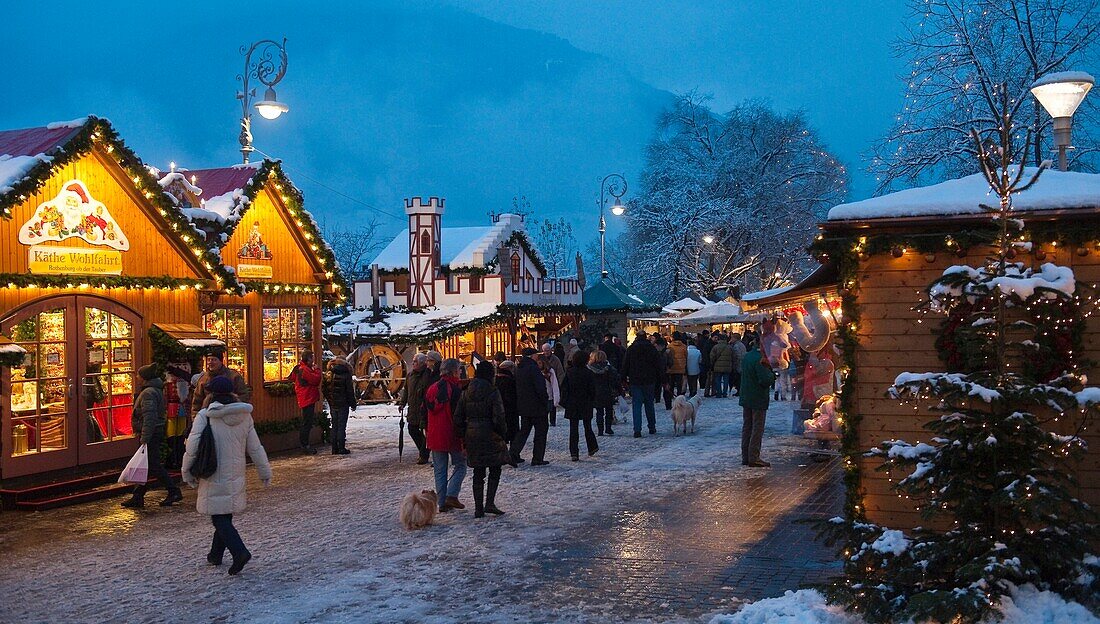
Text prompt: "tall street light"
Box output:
[[1030, 71, 1094, 171], [237, 38, 290, 164], [597, 173, 628, 278]]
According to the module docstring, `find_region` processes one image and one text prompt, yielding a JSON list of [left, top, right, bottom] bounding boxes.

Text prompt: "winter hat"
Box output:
[[569, 338, 578, 346], [521, 347, 537, 357], [207, 375, 234, 396], [138, 365, 159, 381], [499, 359, 516, 371], [207, 347, 226, 361], [475, 361, 495, 381], [426, 350, 443, 363]]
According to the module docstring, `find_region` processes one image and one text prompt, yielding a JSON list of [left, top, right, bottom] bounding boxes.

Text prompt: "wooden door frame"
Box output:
[[75, 295, 143, 466], [1, 296, 80, 478]]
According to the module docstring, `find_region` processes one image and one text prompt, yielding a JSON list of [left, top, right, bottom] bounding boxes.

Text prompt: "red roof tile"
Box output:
[[184, 165, 262, 199], [0, 125, 84, 157]]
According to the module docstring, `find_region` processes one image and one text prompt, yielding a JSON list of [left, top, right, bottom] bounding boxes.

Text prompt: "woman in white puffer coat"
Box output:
[[182, 375, 271, 576]]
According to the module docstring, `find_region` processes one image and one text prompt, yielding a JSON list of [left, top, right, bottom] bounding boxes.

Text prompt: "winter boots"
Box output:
[[473, 470, 505, 518]]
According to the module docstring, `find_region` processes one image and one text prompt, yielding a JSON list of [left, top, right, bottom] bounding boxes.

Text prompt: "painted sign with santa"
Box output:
[[18, 179, 130, 251]]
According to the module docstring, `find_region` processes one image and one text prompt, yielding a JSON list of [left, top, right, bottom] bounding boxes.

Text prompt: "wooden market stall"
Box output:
[[582, 277, 662, 344], [818, 169, 1100, 530], [160, 161, 348, 446], [0, 117, 234, 488]]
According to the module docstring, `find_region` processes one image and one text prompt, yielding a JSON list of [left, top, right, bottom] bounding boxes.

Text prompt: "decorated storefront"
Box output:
[[0, 117, 233, 484], [160, 160, 347, 442]]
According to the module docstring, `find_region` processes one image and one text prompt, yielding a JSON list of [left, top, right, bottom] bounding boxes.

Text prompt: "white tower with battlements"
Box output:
[[406, 196, 444, 307]]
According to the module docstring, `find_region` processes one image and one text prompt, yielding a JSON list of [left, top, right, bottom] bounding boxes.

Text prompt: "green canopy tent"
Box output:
[[581, 277, 661, 344]]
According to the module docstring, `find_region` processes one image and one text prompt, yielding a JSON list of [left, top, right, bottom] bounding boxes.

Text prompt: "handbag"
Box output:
[[190, 421, 218, 479], [118, 444, 149, 484]]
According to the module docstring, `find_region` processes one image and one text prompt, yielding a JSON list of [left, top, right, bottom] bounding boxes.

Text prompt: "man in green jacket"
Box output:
[[738, 344, 777, 467]]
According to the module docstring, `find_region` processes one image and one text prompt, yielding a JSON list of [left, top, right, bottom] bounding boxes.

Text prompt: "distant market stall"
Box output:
[[326, 199, 583, 401], [581, 277, 662, 344]]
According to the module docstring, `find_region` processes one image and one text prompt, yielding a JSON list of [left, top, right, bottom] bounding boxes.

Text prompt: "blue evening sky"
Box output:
[[0, 1, 909, 241]]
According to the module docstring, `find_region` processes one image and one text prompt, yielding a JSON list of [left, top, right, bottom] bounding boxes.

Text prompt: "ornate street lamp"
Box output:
[[597, 173, 627, 278], [237, 38, 290, 163], [1030, 71, 1094, 171]]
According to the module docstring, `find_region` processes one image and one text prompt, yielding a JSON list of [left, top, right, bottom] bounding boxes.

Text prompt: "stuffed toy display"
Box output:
[[759, 318, 793, 369], [802, 345, 835, 408], [803, 394, 840, 434], [788, 300, 835, 355]]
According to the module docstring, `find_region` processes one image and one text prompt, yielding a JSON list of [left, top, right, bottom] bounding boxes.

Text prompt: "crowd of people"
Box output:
[[396, 324, 808, 516], [116, 320, 813, 571]]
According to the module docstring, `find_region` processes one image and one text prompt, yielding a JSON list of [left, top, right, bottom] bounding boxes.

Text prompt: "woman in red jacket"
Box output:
[[424, 358, 468, 512], [289, 350, 323, 455]]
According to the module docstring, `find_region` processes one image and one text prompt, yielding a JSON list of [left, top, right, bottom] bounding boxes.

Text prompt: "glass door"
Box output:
[[2, 299, 78, 478], [77, 297, 141, 465]]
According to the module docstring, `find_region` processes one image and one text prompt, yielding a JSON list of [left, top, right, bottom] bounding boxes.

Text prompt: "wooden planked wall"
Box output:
[[854, 248, 1100, 528], [220, 187, 319, 284]]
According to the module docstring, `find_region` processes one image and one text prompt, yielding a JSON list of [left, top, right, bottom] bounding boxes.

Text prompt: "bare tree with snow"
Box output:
[[534, 217, 578, 278], [323, 218, 385, 281], [872, 0, 1100, 192], [626, 93, 847, 301]]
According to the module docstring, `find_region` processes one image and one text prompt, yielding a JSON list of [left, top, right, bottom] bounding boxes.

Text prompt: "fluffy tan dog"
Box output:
[[670, 393, 702, 435], [399, 490, 438, 530]]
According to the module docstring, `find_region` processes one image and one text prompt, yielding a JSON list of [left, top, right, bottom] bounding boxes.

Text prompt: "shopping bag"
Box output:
[[118, 444, 149, 484], [190, 422, 218, 479], [615, 397, 630, 423]]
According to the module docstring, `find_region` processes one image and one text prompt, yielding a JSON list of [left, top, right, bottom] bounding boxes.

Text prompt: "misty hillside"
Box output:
[[0, 1, 673, 232]]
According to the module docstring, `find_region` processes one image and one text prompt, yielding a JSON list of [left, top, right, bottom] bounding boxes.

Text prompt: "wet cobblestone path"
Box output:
[[530, 456, 843, 622]]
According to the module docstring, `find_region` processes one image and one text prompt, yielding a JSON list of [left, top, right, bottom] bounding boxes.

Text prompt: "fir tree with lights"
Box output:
[[820, 92, 1100, 623]]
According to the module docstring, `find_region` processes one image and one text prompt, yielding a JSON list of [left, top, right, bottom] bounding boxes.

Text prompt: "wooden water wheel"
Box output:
[[352, 343, 407, 403]]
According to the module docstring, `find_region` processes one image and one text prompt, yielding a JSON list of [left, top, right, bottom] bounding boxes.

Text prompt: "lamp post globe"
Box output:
[[702, 234, 715, 244], [255, 86, 289, 120], [596, 173, 628, 278], [611, 198, 626, 216], [1030, 71, 1094, 171]]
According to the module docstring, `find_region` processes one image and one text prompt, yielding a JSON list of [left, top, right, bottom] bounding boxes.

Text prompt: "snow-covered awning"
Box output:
[[150, 323, 225, 352], [663, 296, 710, 312], [326, 303, 502, 342], [827, 168, 1100, 222], [677, 301, 744, 325]]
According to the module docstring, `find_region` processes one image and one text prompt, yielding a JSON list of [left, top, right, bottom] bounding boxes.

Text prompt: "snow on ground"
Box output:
[[708, 587, 1099, 624], [0, 396, 817, 624]]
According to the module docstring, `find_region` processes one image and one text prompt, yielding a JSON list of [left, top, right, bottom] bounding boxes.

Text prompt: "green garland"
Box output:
[[263, 381, 296, 397], [183, 160, 349, 303], [241, 281, 324, 295], [0, 273, 206, 292], [810, 220, 1100, 523], [0, 116, 240, 293], [503, 231, 548, 275]]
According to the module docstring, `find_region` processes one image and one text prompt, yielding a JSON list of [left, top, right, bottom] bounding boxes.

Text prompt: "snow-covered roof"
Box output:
[[370, 213, 528, 271], [678, 301, 743, 324], [0, 120, 90, 196], [326, 303, 501, 340], [827, 168, 1100, 221], [740, 284, 796, 302], [664, 296, 709, 311], [167, 163, 261, 226]]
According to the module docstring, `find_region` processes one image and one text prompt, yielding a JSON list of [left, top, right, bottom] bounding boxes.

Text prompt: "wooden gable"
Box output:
[[220, 183, 324, 284], [1, 149, 208, 281]]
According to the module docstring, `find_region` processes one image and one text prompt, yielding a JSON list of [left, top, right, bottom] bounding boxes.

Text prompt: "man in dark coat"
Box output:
[[322, 356, 357, 455], [494, 359, 520, 443], [620, 331, 662, 437], [560, 350, 598, 460], [511, 347, 551, 466], [739, 344, 777, 467], [454, 361, 513, 517], [398, 353, 432, 464], [599, 333, 623, 372], [122, 365, 183, 508]]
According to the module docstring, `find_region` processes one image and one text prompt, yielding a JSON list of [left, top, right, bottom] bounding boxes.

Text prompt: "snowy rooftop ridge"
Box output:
[[325, 302, 501, 339], [827, 168, 1100, 221], [0, 154, 52, 195], [370, 213, 530, 271]]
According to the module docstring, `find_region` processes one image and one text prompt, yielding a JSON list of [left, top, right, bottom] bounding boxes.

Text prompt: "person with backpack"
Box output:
[[182, 375, 271, 575], [322, 356, 357, 455], [288, 350, 323, 455], [121, 365, 183, 508]]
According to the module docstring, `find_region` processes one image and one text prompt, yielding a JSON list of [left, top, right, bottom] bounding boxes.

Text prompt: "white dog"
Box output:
[[399, 489, 438, 530], [670, 393, 703, 435]]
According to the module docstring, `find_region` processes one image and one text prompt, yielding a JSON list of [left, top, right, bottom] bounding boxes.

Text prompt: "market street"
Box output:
[[0, 399, 840, 624]]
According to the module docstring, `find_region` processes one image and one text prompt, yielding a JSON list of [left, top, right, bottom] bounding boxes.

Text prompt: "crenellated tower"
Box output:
[[406, 196, 444, 307]]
